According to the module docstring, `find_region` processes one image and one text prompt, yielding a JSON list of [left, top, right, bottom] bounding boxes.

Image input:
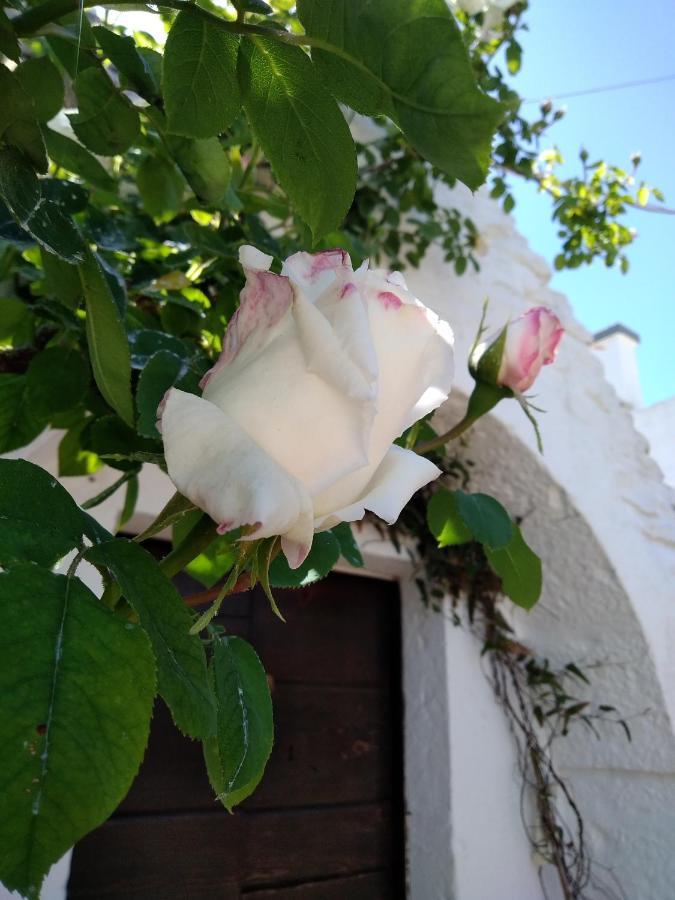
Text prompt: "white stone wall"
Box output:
[[403, 183, 675, 899], [635, 397, 675, 488]]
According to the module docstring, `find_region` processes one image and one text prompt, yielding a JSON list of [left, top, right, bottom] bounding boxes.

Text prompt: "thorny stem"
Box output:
[[414, 412, 478, 455], [183, 572, 252, 608]]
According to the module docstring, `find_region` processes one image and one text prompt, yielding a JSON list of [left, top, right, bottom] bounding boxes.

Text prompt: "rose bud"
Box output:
[[472, 306, 564, 394], [159, 246, 454, 569]]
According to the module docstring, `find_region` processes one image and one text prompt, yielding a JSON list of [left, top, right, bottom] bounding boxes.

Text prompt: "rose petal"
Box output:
[[239, 244, 273, 271], [292, 290, 375, 402], [203, 310, 372, 495], [315, 445, 441, 529], [200, 269, 293, 389], [160, 388, 314, 564], [282, 249, 352, 302]]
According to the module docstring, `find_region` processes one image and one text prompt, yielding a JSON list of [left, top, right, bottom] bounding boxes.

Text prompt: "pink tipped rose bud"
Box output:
[[475, 306, 564, 393]]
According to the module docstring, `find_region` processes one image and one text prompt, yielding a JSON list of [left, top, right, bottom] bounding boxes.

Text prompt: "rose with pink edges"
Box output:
[[476, 306, 564, 394], [159, 246, 455, 569]]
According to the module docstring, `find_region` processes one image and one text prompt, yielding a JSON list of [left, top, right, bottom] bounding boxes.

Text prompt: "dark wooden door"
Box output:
[[67, 569, 405, 899]]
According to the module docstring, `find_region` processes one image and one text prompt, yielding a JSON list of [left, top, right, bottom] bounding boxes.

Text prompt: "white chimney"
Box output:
[[592, 324, 643, 408]]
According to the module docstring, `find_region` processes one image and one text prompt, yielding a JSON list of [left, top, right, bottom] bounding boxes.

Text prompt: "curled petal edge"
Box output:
[[160, 389, 314, 568]]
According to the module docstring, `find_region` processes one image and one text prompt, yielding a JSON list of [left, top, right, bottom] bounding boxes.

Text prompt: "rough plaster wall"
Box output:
[[635, 397, 675, 488], [405, 185, 675, 899]]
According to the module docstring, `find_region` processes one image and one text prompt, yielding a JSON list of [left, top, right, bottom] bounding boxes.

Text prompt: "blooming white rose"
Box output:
[[159, 246, 454, 568]]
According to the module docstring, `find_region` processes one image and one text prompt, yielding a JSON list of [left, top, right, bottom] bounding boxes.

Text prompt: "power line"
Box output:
[[524, 73, 675, 105]]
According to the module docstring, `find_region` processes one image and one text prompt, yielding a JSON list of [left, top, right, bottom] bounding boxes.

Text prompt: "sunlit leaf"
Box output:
[[0, 566, 155, 900], [204, 635, 273, 812]]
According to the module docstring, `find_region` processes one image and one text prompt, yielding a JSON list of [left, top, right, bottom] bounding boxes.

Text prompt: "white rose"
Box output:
[[159, 246, 454, 568]]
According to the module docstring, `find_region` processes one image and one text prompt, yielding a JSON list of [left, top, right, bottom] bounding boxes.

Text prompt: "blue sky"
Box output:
[[502, 0, 674, 406]]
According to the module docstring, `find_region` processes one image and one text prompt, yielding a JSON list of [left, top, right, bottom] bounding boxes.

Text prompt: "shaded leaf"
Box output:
[[239, 36, 356, 240], [173, 508, 238, 590], [485, 524, 542, 610], [204, 635, 273, 811], [15, 57, 64, 122], [167, 134, 231, 206], [137, 154, 184, 218], [454, 490, 513, 550], [0, 566, 155, 900], [69, 67, 140, 156], [163, 12, 240, 138], [427, 489, 473, 547], [43, 127, 116, 193], [136, 350, 185, 438], [0, 147, 83, 262], [93, 25, 159, 100], [331, 522, 364, 567], [58, 418, 102, 476], [25, 346, 89, 418], [0, 63, 47, 171], [0, 374, 44, 453], [79, 250, 133, 425], [0, 9, 20, 63], [297, 0, 503, 188], [86, 538, 217, 739], [0, 458, 88, 567], [40, 248, 82, 309], [269, 530, 340, 588]]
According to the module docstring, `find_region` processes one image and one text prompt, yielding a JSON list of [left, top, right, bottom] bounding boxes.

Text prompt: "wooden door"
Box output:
[[67, 569, 406, 899]]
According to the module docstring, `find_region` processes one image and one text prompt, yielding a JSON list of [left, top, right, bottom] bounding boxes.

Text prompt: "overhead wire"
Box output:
[[524, 73, 675, 105]]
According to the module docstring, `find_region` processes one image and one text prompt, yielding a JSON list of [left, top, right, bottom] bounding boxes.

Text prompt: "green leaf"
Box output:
[[269, 530, 340, 588], [83, 414, 158, 472], [427, 489, 473, 547], [173, 510, 237, 589], [40, 249, 82, 309], [137, 154, 184, 218], [163, 11, 240, 139], [79, 250, 134, 426], [93, 25, 159, 100], [0, 458, 89, 568], [167, 135, 231, 206], [44, 34, 98, 79], [505, 40, 522, 75], [485, 524, 542, 610], [129, 328, 188, 368], [133, 490, 196, 544], [239, 35, 357, 240], [25, 346, 89, 419], [0, 374, 44, 453], [0, 63, 47, 172], [15, 57, 64, 122], [58, 418, 102, 476], [204, 635, 273, 812], [0, 297, 32, 343], [0, 9, 20, 63], [331, 522, 364, 567], [136, 350, 185, 438], [117, 472, 139, 531], [43, 127, 116, 193], [69, 67, 140, 156], [0, 565, 155, 900], [454, 491, 513, 551], [0, 147, 83, 262], [297, 0, 503, 189], [86, 538, 217, 739]]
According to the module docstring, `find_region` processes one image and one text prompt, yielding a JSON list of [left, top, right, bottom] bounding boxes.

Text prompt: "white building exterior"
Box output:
[[3, 187, 675, 900]]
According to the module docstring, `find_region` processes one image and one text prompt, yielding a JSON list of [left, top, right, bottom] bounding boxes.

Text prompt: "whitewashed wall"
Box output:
[[402, 184, 675, 899]]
